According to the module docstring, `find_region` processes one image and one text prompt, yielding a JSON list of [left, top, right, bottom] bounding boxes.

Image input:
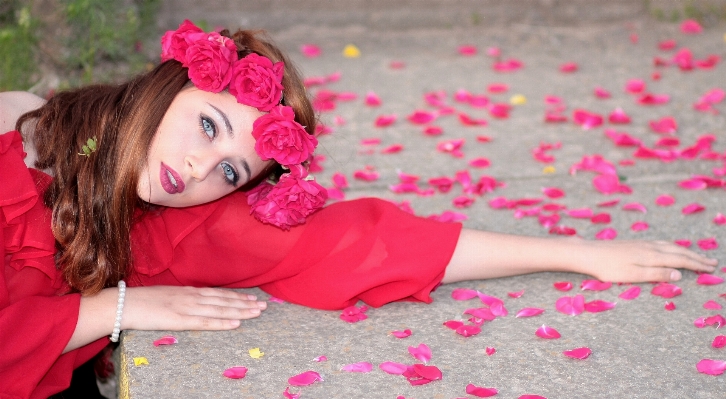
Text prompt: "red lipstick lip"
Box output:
[[160, 162, 185, 194]]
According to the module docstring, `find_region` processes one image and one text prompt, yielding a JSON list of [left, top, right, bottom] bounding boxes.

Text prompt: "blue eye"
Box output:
[[221, 162, 238, 185], [200, 116, 216, 140]]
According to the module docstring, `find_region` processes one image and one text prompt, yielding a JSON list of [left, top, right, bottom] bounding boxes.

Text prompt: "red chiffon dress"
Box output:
[[0, 130, 462, 399]]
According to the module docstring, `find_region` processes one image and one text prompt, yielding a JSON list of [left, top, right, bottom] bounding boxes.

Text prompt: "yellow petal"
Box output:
[[510, 94, 527, 105], [133, 357, 149, 366], [342, 44, 360, 58], [542, 166, 556, 174], [249, 347, 264, 359]]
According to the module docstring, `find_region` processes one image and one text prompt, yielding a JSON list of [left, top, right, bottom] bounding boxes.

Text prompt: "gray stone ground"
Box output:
[[118, 2, 726, 398]]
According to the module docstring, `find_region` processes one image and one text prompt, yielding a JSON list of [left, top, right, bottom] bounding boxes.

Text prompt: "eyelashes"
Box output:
[[198, 114, 239, 186]]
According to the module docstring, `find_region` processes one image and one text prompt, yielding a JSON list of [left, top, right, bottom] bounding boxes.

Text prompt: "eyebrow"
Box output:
[[207, 102, 234, 138], [206, 102, 251, 183]]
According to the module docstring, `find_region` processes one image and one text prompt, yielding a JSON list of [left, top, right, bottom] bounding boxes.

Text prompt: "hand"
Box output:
[[122, 285, 267, 331], [573, 238, 718, 283]]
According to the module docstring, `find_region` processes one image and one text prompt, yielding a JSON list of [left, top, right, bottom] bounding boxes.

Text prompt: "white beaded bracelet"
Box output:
[[110, 280, 126, 343]]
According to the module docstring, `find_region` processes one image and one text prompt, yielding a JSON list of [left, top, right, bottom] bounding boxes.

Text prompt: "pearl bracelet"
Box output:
[[110, 280, 126, 343]]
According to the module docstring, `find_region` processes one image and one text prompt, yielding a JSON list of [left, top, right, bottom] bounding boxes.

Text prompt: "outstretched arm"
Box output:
[[64, 286, 267, 353], [442, 228, 718, 284]]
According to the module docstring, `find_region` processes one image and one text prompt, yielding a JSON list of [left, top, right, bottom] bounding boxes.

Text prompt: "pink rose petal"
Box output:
[[591, 213, 611, 224], [412, 364, 442, 381], [535, 325, 561, 339], [563, 347, 592, 359], [339, 305, 368, 323], [153, 335, 178, 346], [374, 114, 397, 127], [466, 384, 499, 397], [581, 280, 612, 291], [508, 290, 525, 298], [649, 116, 677, 134], [714, 213, 726, 225], [697, 274, 724, 285], [288, 371, 323, 386], [608, 107, 631, 124], [625, 79, 645, 93], [584, 300, 616, 313], [365, 91, 381, 106], [379, 361, 409, 375], [696, 359, 726, 376], [622, 202, 647, 213], [300, 44, 321, 58], [456, 324, 482, 337], [597, 198, 621, 207], [485, 347, 496, 356], [519, 396, 547, 399], [342, 362, 373, 373], [704, 300, 723, 310], [631, 221, 649, 231], [407, 110, 438, 125], [444, 320, 465, 330], [408, 344, 432, 363], [312, 355, 327, 362], [516, 307, 545, 318], [594, 86, 611, 99], [469, 157, 491, 168], [222, 366, 248, 379], [682, 203, 705, 215], [705, 315, 726, 328], [618, 286, 641, 300], [560, 62, 578, 73], [652, 283, 682, 298], [283, 387, 300, 399], [674, 239, 692, 247], [665, 301, 676, 311], [556, 294, 585, 316], [655, 194, 675, 206], [681, 19, 703, 34], [391, 329, 412, 338], [554, 281, 573, 291], [452, 288, 479, 300], [458, 45, 477, 56], [712, 336, 726, 348], [698, 238, 718, 250], [542, 187, 565, 199]]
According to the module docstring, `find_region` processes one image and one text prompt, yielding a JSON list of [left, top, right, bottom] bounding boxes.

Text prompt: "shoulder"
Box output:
[[0, 91, 46, 134]]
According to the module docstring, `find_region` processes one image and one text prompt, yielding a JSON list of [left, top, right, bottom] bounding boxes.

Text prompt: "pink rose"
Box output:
[[229, 53, 284, 111], [185, 32, 238, 93], [160, 19, 205, 63], [251, 105, 317, 166], [247, 175, 328, 230]]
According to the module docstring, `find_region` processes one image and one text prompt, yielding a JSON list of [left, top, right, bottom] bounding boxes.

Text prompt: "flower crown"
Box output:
[[160, 20, 327, 230]]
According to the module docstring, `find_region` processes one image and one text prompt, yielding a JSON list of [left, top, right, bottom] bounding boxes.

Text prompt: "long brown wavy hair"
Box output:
[[16, 29, 316, 295]]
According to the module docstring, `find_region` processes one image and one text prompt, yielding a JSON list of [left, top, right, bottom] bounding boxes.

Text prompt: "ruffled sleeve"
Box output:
[[130, 191, 462, 310], [0, 131, 108, 399]]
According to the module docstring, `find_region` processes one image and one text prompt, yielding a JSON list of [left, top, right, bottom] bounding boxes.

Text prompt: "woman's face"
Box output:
[[137, 86, 271, 207]]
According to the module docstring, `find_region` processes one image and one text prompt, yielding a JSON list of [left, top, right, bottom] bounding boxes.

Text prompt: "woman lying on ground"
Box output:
[[0, 20, 717, 398]]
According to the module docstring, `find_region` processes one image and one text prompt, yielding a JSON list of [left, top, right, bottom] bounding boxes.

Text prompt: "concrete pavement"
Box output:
[[118, 3, 726, 398]]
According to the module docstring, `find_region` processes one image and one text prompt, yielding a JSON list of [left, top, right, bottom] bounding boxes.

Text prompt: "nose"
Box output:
[[185, 154, 218, 182]]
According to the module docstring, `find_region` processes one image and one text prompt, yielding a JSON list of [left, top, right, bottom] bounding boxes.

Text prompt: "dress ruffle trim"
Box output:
[[1, 131, 57, 280]]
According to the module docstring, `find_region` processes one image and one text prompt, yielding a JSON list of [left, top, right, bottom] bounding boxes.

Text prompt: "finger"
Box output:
[[195, 295, 267, 310], [194, 287, 259, 301], [653, 242, 719, 266], [626, 266, 680, 283], [181, 316, 246, 331]]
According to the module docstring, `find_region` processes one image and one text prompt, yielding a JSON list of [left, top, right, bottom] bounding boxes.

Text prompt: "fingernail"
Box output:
[[248, 295, 257, 300], [250, 308, 260, 315], [670, 270, 681, 281], [257, 301, 267, 308]]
